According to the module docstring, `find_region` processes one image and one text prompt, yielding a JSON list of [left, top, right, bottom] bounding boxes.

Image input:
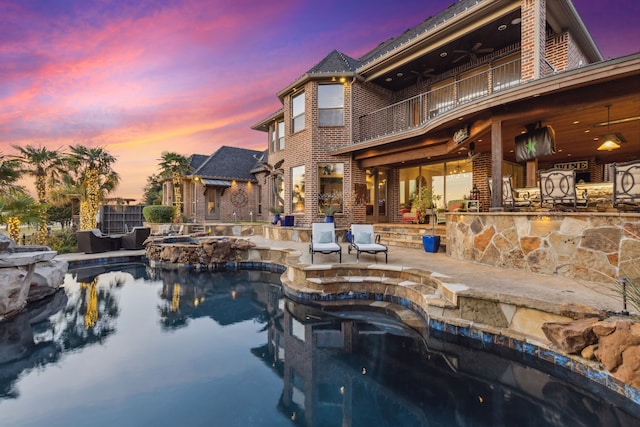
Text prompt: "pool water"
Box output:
[[1, 263, 638, 427]]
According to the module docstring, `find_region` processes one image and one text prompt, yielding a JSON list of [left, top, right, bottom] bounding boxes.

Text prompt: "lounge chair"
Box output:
[[487, 176, 531, 211], [76, 229, 113, 254], [309, 222, 342, 263], [121, 226, 151, 250], [613, 160, 640, 211], [348, 224, 388, 263], [538, 168, 588, 210]]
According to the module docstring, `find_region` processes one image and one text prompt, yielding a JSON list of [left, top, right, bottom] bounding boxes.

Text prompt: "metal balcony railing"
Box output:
[[357, 59, 522, 143]]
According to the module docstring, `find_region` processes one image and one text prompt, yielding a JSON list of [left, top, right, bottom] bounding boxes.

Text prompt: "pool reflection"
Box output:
[[0, 264, 637, 427]]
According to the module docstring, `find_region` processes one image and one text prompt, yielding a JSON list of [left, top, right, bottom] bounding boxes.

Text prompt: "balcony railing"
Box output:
[[357, 59, 522, 143]]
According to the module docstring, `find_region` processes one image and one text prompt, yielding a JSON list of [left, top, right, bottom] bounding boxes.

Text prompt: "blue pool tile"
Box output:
[[626, 385, 640, 405]]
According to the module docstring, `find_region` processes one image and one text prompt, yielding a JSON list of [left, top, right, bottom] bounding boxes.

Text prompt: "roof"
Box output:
[[192, 146, 265, 182], [308, 49, 361, 73], [188, 154, 209, 171]]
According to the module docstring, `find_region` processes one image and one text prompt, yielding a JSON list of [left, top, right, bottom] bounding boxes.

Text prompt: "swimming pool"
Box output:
[[1, 263, 638, 426]]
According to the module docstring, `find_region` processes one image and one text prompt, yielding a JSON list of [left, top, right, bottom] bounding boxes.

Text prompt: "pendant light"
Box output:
[[597, 105, 621, 151]]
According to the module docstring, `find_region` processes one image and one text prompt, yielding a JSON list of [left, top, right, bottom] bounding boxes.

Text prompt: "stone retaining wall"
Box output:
[[446, 212, 640, 284]]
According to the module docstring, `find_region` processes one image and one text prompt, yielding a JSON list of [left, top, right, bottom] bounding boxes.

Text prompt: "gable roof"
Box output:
[[193, 146, 264, 182], [308, 49, 361, 73]]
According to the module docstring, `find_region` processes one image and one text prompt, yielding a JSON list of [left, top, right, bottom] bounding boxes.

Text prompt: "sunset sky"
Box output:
[[2, 0, 639, 200]]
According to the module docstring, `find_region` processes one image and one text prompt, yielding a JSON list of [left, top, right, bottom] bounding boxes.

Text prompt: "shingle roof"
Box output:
[[358, 0, 479, 65], [193, 146, 264, 182], [188, 154, 209, 171], [308, 49, 361, 74]]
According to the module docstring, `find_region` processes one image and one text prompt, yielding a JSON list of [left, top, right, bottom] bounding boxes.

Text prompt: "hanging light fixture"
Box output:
[[597, 105, 621, 151]]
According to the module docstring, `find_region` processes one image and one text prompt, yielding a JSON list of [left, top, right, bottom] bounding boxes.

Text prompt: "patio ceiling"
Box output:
[[348, 61, 640, 168]]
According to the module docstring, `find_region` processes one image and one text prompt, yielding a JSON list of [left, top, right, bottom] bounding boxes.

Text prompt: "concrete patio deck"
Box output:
[[57, 234, 631, 316]]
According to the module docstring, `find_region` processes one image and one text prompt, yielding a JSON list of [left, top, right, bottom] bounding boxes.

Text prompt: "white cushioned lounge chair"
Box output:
[[348, 224, 388, 263], [309, 222, 342, 263]]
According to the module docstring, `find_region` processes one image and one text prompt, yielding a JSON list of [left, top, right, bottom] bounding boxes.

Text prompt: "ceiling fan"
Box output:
[[407, 68, 437, 82], [452, 42, 494, 64]]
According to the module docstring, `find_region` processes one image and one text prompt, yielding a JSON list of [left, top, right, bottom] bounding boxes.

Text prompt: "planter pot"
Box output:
[[272, 214, 281, 225], [422, 235, 441, 253], [324, 216, 334, 223]]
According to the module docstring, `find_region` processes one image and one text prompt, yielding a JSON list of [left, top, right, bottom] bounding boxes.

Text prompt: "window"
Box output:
[[291, 165, 305, 213], [270, 124, 276, 152], [277, 121, 285, 149], [292, 92, 305, 133], [493, 56, 521, 92], [317, 163, 343, 214], [318, 84, 344, 126], [257, 184, 262, 214], [458, 67, 489, 104], [428, 79, 455, 119]]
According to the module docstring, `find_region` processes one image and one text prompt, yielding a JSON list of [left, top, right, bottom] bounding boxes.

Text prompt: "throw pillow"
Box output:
[[318, 231, 333, 243], [354, 232, 372, 244]]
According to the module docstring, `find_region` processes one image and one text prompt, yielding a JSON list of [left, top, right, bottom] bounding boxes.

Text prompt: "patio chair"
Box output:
[[121, 226, 151, 250], [487, 176, 531, 211], [309, 222, 342, 263], [401, 207, 421, 224], [436, 201, 465, 224], [538, 168, 588, 210], [613, 160, 640, 211], [347, 224, 388, 263], [76, 229, 113, 254]]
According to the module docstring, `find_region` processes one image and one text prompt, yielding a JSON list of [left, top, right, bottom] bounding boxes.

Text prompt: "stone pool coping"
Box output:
[[64, 245, 640, 406]]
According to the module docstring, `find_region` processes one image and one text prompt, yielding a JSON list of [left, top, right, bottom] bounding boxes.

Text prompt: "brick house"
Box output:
[[163, 145, 272, 223], [252, 0, 639, 227]]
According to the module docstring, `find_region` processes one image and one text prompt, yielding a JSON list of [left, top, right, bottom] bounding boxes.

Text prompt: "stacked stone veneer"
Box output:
[[446, 212, 640, 284]]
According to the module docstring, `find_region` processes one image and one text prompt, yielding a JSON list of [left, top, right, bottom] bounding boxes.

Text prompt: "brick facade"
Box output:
[[252, 0, 607, 222]]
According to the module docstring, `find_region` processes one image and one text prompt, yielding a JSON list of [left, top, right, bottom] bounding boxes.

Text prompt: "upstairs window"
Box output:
[[318, 84, 344, 126], [277, 120, 285, 149], [292, 92, 305, 133], [270, 124, 276, 152]]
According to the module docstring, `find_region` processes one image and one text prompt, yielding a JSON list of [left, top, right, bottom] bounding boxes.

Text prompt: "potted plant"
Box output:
[[411, 186, 442, 252], [269, 205, 284, 225], [321, 204, 340, 223]]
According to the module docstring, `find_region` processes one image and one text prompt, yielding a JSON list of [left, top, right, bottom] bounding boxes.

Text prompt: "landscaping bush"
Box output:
[[142, 205, 174, 223], [42, 229, 77, 254]]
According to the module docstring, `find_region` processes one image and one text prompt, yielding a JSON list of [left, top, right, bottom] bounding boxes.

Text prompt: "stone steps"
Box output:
[[373, 224, 446, 251]]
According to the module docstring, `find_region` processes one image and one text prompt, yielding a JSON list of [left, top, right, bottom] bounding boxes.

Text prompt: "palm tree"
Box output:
[[66, 145, 120, 230], [259, 158, 285, 209], [158, 152, 192, 220], [0, 193, 39, 243], [11, 145, 65, 243], [0, 152, 24, 198]]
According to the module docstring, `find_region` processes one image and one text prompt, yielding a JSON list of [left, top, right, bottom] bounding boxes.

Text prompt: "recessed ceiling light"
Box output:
[[440, 52, 447, 57], [385, 77, 392, 82], [572, 120, 579, 124], [498, 24, 507, 31], [511, 18, 521, 25], [397, 72, 403, 77], [584, 129, 590, 133]]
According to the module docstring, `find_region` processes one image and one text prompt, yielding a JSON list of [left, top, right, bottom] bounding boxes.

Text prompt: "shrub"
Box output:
[[142, 205, 174, 223], [42, 229, 77, 254]]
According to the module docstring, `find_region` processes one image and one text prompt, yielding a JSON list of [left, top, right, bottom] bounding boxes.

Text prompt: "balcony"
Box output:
[[357, 59, 522, 143]]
